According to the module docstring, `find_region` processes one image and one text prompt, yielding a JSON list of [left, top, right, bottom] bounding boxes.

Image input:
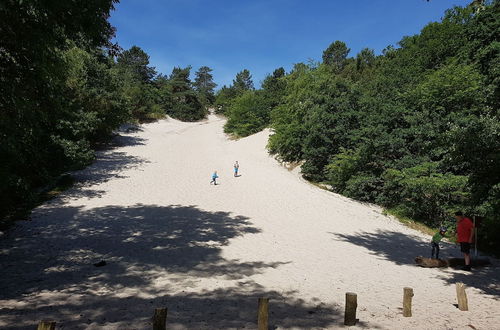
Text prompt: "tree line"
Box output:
[[0, 1, 217, 222], [217, 2, 500, 253]]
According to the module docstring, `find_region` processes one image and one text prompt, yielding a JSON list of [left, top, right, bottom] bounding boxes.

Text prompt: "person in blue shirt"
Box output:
[[210, 171, 219, 185], [233, 161, 239, 177]]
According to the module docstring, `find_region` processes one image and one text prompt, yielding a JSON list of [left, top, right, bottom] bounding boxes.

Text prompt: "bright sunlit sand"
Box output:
[[1, 115, 499, 329]]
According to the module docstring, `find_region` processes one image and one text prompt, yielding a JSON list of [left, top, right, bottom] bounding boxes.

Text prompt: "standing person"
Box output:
[[233, 161, 239, 177], [455, 211, 474, 271], [210, 171, 219, 185], [430, 227, 447, 259]]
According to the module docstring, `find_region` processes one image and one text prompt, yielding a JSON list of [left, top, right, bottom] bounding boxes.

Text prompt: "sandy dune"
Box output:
[[1, 115, 499, 329]]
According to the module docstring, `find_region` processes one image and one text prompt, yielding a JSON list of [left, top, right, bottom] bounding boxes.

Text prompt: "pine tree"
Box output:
[[117, 46, 157, 83], [168, 67, 205, 121], [322, 41, 350, 72], [194, 66, 217, 107], [233, 69, 254, 92]]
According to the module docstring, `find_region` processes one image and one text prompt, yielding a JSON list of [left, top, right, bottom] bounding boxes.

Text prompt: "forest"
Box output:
[[1, 1, 499, 254], [0, 1, 216, 223], [216, 2, 499, 253]]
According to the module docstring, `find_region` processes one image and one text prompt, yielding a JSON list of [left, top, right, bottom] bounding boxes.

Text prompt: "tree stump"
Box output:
[[258, 297, 269, 330], [344, 292, 357, 326], [37, 320, 56, 330], [403, 287, 414, 317], [456, 283, 468, 311], [153, 307, 167, 330]]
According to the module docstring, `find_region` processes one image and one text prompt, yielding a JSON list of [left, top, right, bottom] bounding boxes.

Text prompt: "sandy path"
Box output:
[[1, 115, 499, 329]]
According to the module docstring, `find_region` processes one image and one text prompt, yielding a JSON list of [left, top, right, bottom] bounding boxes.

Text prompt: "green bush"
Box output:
[[325, 148, 363, 192], [382, 163, 469, 225], [344, 173, 383, 202], [224, 91, 268, 137], [264, 3, 499, 250]]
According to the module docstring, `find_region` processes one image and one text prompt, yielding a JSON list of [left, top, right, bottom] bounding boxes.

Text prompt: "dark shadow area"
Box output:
[[0, 205, 281, 298], [94, 126, 146, 151], [0, 282, 364, 329], [117, 123, 144, 134], [0, 133, 148, 230], [72, 151, 148, 186], [332, 230, 430, 266], [0, 204, 359, 329], [0, 205, 354, 329], [107, 134, 146, 148], [435, 265, 500, 299], [59, 150, 148, 201], [68, 131, 148, 199], [333, 230, 500, 298], [45, 132, 150, 202]]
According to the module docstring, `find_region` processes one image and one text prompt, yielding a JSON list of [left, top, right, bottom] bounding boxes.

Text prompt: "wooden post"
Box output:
[[153, 307, 167, 330], [473, 216, 478, 257], [257, 297, 269, 330], [403, 287, 414, 317], [456, 283, 468, 311], [344, 292, 357, 326], [37, 320, 56, 330]]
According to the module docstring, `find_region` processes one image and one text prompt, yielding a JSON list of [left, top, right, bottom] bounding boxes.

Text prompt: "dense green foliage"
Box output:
[[221, 2, 500, 253], [214, 69, 255, 115], [194, 66, 217, 108], [168, 66, 206, 121], [218, 68, 286, 136], [322, 40, 350, 72], [0, 1, 213, 220]]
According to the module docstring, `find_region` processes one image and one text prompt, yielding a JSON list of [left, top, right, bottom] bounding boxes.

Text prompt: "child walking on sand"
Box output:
[[234, 161, 239, 177], [431, 227, 447, 259], [210, 171, 219, 185]]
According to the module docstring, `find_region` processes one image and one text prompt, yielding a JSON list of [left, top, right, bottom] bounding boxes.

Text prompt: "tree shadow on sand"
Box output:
[[332, 230, 499, 298], [1, 205, 277, 296], [433, 262, 500, 300], [0, 282, 358, 329], [64, 134, 149, 200], [0, 205, 371, 329]]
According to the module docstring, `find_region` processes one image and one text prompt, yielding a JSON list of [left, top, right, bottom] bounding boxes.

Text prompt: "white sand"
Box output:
[[1, 114, 499, 329]]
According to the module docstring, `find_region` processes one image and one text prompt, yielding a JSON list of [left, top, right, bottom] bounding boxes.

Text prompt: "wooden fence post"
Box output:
[[37, 320, 56, 330], [257, 297, 269, 330], [403, 287, 414, 317], [344, 292, 357, 326], [153, 307, 168, 330], [456, 283, 468, 311]]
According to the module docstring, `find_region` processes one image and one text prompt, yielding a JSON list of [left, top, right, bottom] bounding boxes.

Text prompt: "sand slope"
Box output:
[[1, 115, 499, 329]]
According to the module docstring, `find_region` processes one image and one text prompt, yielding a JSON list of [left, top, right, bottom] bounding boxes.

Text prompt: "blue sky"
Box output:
[[110, 0, 470, 88]]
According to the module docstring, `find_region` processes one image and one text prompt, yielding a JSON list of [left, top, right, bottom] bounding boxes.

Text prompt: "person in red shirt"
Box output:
[[455, 211, 474, 271]]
